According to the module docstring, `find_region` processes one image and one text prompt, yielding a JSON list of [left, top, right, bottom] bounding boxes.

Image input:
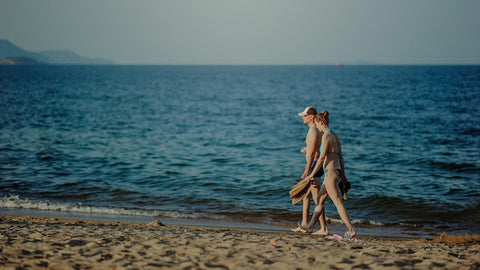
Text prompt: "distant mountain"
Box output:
[[0, 39, 114, 65], [0, 56, 44, 65]]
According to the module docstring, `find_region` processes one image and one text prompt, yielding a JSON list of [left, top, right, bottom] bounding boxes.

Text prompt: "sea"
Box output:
[[1, 65, 479, 238]]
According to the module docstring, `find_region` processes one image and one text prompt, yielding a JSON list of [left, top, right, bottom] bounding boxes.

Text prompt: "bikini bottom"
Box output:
[[319, 169, 351, 198], [319, 169, 340, 196]]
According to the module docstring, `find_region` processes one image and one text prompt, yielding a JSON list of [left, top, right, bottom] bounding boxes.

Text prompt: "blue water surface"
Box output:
[[1, 65, 479, 237]]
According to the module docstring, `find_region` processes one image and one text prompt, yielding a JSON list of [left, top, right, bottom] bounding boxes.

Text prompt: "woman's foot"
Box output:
[[344, 229, 356, 239], [311, 229, 328, 236], [299, 227, 311, 234]]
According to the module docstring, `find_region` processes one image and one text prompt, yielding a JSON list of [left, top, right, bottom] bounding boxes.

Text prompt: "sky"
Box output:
[[1, 0, 479, 65]]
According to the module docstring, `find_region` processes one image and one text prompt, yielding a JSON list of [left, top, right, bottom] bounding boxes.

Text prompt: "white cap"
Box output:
[[297, 106, 317, 117]]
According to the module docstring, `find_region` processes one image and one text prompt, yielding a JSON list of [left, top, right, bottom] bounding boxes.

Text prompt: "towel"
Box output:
[[289, 178, 311, 204]]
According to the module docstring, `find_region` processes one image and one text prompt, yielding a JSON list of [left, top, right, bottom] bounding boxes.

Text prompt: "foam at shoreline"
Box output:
[[0, 207, 449, 239]]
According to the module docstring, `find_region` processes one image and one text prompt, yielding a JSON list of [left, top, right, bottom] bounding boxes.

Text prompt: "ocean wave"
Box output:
[[0, 194, 222, 220], [410, 158, 479, 173], [0, 194, 397, 229], [352, 194, 480, 224], [460, 127, 480, 136]]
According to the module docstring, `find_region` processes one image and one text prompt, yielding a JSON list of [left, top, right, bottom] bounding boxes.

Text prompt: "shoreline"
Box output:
[[0, 208, 442, 240], [1, 213, 480, 269], [1, 207, 474, 240]]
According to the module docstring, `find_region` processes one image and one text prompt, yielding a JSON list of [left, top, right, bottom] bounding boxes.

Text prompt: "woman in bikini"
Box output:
[[301, 110, 356, 238]]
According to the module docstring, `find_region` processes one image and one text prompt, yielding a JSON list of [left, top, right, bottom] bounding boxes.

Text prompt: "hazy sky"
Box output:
[[1, 0, 479, 65]]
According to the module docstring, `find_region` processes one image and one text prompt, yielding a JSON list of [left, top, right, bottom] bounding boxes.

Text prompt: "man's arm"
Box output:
[[301, 128, 317, 178], [307, 134, 329, 179]]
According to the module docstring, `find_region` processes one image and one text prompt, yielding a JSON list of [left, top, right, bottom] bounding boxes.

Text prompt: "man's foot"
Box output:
[[290, 223, 307, 233], [311, 229, 328, 236]]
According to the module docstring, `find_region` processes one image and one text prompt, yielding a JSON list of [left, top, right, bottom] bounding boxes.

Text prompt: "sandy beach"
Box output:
[[1, 214, 479, 269]]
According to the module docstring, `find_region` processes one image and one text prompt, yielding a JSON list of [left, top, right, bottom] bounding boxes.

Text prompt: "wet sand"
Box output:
[[1, 214, 479, 269]]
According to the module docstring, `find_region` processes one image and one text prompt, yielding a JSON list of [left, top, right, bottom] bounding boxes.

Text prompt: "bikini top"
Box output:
[[319, 128, 339, 155], [321, 128, 341, 169]]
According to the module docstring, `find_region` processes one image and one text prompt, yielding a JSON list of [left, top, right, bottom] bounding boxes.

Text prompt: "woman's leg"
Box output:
[[311, 185, 328, 235], [324, 172, 356, 238], [303, 192, 328, 233], [312, 194, 329, 235]]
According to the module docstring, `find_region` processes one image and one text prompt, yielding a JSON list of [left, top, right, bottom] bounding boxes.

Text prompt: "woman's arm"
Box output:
[[335, 133, 348, 182], [307, 134, 329, 179]]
